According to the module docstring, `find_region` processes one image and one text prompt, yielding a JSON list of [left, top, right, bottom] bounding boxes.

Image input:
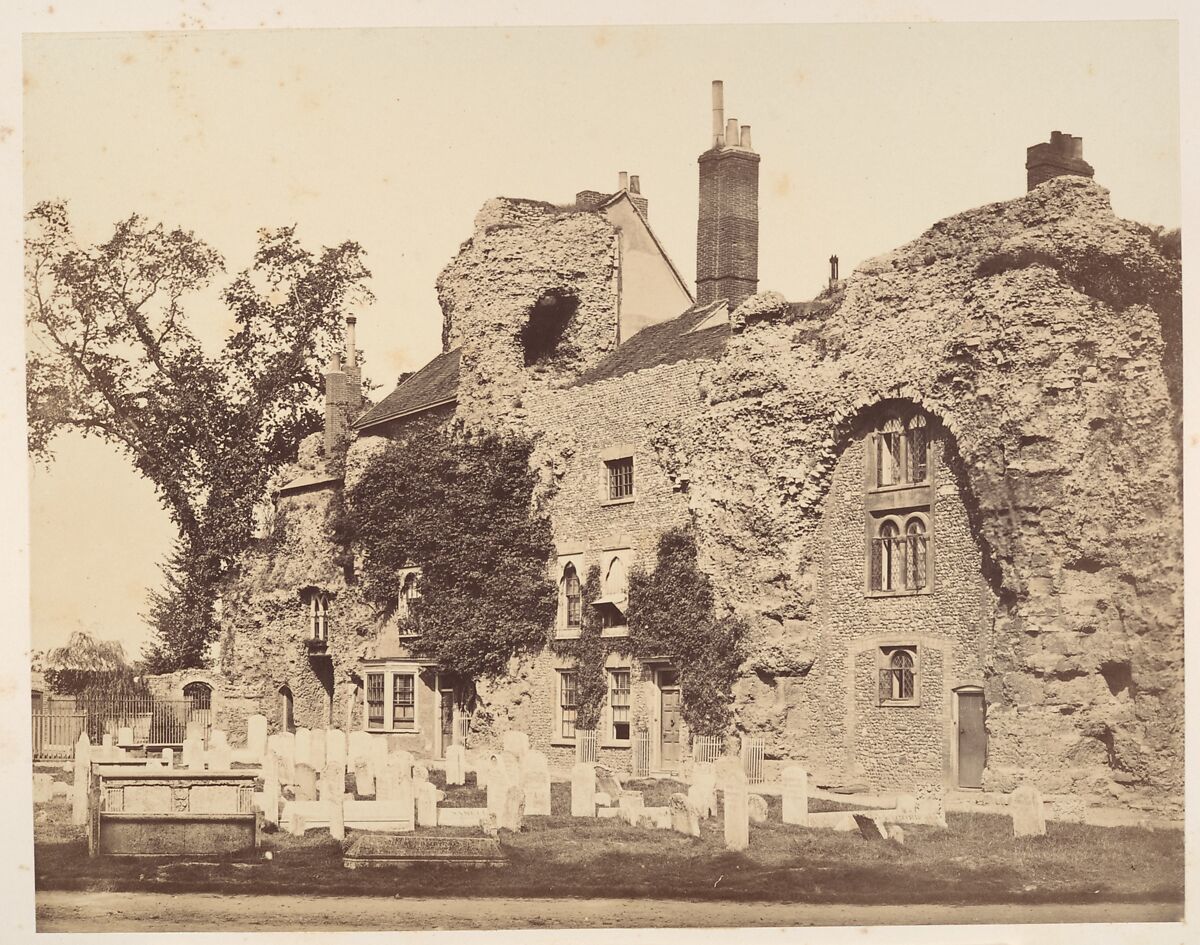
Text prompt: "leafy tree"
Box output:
[[43, 630, 146, 698], [25, 200, 373, 670], [628, 528, 747, 735], [347, 428, 556, 681]]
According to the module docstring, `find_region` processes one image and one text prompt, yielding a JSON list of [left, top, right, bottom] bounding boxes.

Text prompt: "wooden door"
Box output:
[[659, 672, 681, 765], [957, 690, 986, 788]]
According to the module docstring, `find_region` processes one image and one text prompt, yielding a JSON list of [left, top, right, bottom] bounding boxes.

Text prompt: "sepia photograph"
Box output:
[[10, 3, 1191, 940]]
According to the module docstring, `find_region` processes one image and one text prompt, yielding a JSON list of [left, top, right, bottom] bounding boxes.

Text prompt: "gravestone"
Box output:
[[393, 750, 415, 780], [326, 729, 347, 768], [183, 735, 205, 770], [207, 730, 232, 771], [117, 726, 134, 747], [354, 758, 375, 797], [437, 807, 489, 828], [782, 765, 808, 826], [262, 759, 280, 826], [714, 755, 744, 790], [347, 730, 371, 766], [594, 764, 623, 799], [497, 751, 521, 787], [71, 733, 91, 825], [915, 783, 948, 828], [895, 792, 917, 813], [309, 730, 328, 770], [570, 762, 595, 817], [1011, 784, 1047, 837], [522, 764, 552, 816], [486, 767, 510, 817], [445, 744, 467, 786], [294, 763, 318, 801], [887, 824, 905, 844], [723, 774, 750, 852], [33, 773, 53, 803], [669, 793, 701, 837], [618, 791, 645, 826], [246, 714, 268, 759], [497, 782, 525, 832], [689, 763, 716, 819], [521, 749, 548, 780], [294, 728, 313, 769], [320, 762, 346, 801], [853, 813, 884, 840], [415, 779, 438, 827], [376, 759, 398, 802], [748, 793, 769, 823], [396, 777, 416, 831], [343, 833, 505, 869], [412, 763, 429, 782], [502, 730, 529, 761], [269, 732, 296, 782], [328, 792, 345, 841]]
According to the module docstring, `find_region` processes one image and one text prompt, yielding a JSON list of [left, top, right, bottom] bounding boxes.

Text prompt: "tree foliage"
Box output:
[[628, 528, 747, 735], [566, 565, 609, 731], [25, 200, 373, 670], [346, 428, 556, 680], [43, 630, 147, 698]]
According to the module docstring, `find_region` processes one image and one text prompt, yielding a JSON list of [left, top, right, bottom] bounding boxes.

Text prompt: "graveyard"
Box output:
[[30, 721, 1183, 912]]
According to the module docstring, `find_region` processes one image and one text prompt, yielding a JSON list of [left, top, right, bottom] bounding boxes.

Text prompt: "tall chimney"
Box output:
[[323, 349, 347, 458], [696, 81, 760, 306], [618, 170, 629, 191], [829, 254, 839, 287], [1025, 130, 1094, 191]]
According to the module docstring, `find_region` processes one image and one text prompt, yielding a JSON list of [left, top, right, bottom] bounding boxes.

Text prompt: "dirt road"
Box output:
[[32, 891, 1182, 932]]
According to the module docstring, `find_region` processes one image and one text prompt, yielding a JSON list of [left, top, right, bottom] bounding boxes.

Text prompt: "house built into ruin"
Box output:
[[198, 82, 1182, 813]]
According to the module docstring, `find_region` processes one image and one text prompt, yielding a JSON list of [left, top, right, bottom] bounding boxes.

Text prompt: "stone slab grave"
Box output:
[[748, 794, 769, 823], [436, 807, 489, 828], [853, 813, 885, 840], [1010, 784, 1047, 837], [343, 833, 505, 870], [283, 799, 414, 833]]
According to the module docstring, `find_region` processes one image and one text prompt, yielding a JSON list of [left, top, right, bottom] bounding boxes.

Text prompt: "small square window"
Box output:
[[606, 457, 634, 501]]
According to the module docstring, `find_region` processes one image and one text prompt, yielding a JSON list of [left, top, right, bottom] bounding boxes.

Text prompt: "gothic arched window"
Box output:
[[561, 563, 582, 629]]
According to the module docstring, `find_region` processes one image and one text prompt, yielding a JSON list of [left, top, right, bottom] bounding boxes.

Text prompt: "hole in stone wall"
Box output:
[[1065, 555, 1105, 573], [1099, 660, 1135, 698], [520, 290, 579, 366]]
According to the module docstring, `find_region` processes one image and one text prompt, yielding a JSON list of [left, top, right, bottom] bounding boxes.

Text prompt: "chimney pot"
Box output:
[[629, 174, 641, 194], [618, 170, 629, 191], [726, 118, 739, 148], [739, 124, 752, 151], [712, 79, 725, 148]]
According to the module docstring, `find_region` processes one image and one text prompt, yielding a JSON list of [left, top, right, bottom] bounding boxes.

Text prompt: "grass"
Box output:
[[33, 777, 1184, 906]]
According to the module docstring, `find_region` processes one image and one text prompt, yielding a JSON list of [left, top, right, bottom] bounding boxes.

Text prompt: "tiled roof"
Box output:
[[355, 348, 461, 429], [570, 301, 730, 387]]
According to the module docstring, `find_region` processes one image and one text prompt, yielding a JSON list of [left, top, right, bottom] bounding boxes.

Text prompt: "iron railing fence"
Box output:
[[32, 696, 212, 760], [575, 728, 599, 764], [630, 727, 651, 776], [740, 734, 766, 784]]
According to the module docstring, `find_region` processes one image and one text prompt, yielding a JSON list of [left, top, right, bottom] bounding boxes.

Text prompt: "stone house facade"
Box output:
[[208, 81, 1182, 812]]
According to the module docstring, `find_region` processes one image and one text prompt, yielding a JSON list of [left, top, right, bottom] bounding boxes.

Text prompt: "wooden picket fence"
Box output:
[[575, 728, 599, 763]]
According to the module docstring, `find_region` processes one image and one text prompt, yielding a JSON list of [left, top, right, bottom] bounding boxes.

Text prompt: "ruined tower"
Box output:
[[1025, 131, 1095, 191], [695, 80, 760, 306]]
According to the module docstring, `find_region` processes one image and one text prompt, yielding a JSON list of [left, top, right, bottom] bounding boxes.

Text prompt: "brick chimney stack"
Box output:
[[696, 80, 760, 306], [1026, 131, 1095, 191], [324, 314, 362, 457]]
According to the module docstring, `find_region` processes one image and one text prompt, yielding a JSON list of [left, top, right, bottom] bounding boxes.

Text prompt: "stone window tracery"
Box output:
[[303, 589, 329, 642], [878, 646, 919, 705]]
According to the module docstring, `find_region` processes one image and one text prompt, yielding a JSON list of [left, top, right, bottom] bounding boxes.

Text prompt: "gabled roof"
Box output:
[[276, 471, 341, 496], [355, 348, 461, 430], [569, 300, 730, 387]]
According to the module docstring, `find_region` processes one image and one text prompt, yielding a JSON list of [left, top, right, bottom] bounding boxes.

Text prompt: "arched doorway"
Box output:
[[278, 685, 295, 733]]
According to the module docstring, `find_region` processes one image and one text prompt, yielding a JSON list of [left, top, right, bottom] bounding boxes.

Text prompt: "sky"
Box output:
[[21, 20, 1181, 660]]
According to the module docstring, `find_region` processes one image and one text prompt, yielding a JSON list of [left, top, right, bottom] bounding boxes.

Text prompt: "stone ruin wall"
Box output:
[[436, 198, 622, 436], [668, 177, 1182, 811]]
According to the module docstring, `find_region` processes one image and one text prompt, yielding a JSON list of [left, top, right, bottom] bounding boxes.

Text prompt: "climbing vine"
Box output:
[[628, 528, 747, 735], [346, 428, 557, 680], [550, 565, 609, 730]]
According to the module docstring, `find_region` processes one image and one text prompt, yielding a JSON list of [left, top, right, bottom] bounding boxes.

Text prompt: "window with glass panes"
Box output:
[[609, 669, 631, 741], [878, 647, 918, 704], [366, 673, 385, 729], [605, 456, 634, 500], [392, 674, 416, 730], [559, 671, 578, 739], [561, 563, 581, 629]]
